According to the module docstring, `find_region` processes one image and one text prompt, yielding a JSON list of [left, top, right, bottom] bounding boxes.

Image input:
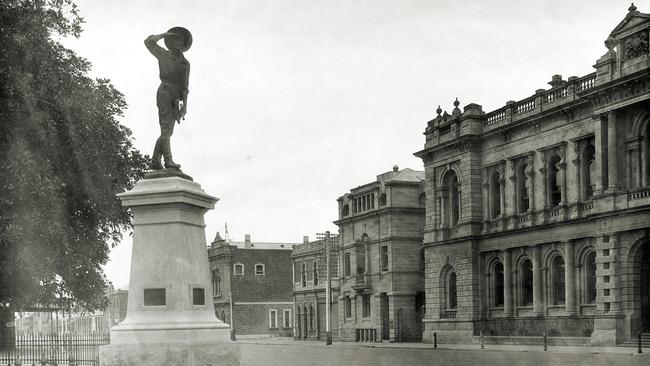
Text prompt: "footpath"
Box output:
[[236, 336, 649, 356]]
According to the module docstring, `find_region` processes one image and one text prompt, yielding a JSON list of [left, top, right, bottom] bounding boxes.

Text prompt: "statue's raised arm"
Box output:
[[146, 27, 192, 171]]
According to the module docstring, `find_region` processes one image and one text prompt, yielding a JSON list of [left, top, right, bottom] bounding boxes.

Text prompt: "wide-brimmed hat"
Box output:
[[164, 26, 193, 52]]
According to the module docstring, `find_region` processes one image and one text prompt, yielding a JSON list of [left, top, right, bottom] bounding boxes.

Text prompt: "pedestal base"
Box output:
[[100, 341, 239, 366]]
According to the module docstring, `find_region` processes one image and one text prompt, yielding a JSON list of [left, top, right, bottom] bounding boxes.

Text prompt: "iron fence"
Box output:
[[0, 333, 109, 366]]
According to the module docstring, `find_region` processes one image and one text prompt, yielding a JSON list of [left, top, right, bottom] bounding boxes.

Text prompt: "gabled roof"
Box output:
[[609, 4, 650, 38]]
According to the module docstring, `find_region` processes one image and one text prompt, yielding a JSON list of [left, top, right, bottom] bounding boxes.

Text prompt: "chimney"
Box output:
[[245, 234, 251, 249], [303, 236, 309, 244]]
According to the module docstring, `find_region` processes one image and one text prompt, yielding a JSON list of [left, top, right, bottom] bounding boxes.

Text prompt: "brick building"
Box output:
[[334, 166, 425, 342], [208, 233, 298, 337], [414, 5, 650, 346], [292, 234, 340, 340]]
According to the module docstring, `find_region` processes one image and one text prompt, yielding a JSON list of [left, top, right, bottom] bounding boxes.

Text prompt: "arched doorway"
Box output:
[[303, 305, 308, 339], [640, 243, 650, 332]]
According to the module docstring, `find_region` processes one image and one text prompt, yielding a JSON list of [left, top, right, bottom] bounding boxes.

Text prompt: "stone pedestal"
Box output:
[[100, 176, 239, 366]]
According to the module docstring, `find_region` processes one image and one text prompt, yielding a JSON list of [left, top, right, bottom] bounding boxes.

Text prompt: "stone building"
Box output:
[[414, 5, 650, 346], [208, 233, 298, 337], [334, 166, 425, 342], [109, 287, 128, 325], [292, 234, 340, 340]]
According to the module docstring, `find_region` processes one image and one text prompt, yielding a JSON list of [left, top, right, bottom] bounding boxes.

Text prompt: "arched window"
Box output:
[[379, 193, 387, 206], [356, 234, 368, 275], [255, 263, 265, 276], [494, 262, 504, 307], [551, 256, 565, 305], [491, 172, 502, 218], [584, 144, 595, 199], [342, 204, 349, 217], [585, 251, 597, 303], [447, 272, 457, 310], [549, 154, 562, 207], [442, 171, 460, 227], [521, 259, 533, 306], [301, 263, 306, 287], [313, 262, 319, 286], [518, 163, 530, 213], [308, 305, 314, 330]]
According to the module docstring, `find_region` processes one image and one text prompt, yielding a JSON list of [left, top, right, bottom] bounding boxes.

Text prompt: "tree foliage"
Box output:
[[0, 0, 148, 312]]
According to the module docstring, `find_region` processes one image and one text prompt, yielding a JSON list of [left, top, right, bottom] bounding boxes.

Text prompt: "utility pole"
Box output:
[[324, 231, 333, 346], [229, 291, 236, 341]]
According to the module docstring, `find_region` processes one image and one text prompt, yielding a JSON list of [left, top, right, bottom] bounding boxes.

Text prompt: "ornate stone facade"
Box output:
[[415, 5, 650, 346], [334, 166, 426, 342]]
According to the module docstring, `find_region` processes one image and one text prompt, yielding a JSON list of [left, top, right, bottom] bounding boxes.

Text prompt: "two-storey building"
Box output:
[[292, 234, 340, 340], [208, 233, 298, 337], [415, 5, 650, 346]]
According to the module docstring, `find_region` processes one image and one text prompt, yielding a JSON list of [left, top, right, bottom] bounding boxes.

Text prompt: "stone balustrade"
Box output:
[[482, 72, 596, 131]]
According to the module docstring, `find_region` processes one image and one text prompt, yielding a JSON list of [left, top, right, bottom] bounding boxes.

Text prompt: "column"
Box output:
[[503, 250, 513, 317], [532, 246, 544, 316], [607, 111, 618, 191], [538, 151, 548, 210], [593, 115, 607, 194], [526, 153, 535, 213], [481, 168, 489, 231], [558, 145, 567, 206], [438, 189, 447, 228], [499, 175, 506, 218], [642, 137, 648, 187], [509, 161, 518, 216], [564, 241, 577, 316]]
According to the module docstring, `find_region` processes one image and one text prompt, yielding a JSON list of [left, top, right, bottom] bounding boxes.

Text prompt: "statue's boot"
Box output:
[[162, 138, 181, 169], [151, 138, 163, 170]]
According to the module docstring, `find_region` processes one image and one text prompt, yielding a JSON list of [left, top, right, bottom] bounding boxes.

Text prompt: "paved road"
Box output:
[[240, 343, 649, 366]]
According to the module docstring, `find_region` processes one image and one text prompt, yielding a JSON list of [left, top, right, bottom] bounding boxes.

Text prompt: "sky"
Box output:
[[62, 0, 632, 288]]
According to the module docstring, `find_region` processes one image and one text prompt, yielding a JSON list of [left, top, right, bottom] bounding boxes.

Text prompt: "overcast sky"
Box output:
[[63, 0, 630, 288]]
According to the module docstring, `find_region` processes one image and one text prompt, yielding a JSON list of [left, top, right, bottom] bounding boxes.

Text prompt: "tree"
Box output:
[[0, 0, 148, 314]]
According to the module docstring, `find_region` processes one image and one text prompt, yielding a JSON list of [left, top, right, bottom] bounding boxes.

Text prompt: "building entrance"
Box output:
[[641, 243, 650, 332]]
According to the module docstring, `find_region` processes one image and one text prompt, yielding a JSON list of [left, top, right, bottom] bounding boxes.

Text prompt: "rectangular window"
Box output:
[[362, 294, 371, 317], [192, 288, 205, 306], [344, 296, 352, 319], [344, 252, 351, 276], [143, 288, 166, 306], [381, 246, 389, 272], [269, 309, 277, 329], [234, 263, 244, 275], [283, 309, 291, 328]]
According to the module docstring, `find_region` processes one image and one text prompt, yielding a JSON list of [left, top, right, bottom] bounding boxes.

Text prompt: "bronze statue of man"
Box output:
[[145, 27, 192, 170]]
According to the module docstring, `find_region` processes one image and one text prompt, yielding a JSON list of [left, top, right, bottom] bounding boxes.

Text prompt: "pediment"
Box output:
[[610, 9, 650, 39]]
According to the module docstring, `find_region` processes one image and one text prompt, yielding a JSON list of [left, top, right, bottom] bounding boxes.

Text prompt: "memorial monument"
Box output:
[[100, 27, 240, 366]]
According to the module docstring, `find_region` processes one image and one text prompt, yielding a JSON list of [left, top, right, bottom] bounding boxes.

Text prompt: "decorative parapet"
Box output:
[[482, 72, 596, 132]]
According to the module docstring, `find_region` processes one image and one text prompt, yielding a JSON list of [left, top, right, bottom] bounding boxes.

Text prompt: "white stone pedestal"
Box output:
[[100, 176, 239, 366]]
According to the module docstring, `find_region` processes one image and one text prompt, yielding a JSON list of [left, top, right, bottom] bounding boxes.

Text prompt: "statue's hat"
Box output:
[[165, 26, 193, 52]]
